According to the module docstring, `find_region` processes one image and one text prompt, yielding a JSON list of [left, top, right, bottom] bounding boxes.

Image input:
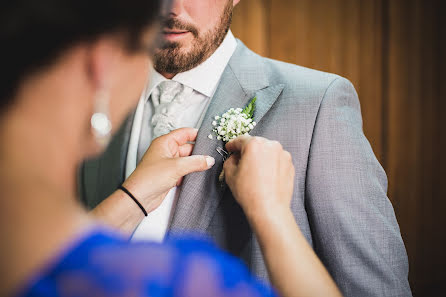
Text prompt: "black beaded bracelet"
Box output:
[[118, 185, 148, 217]]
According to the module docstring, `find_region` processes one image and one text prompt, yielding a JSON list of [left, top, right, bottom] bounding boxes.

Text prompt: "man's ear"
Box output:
[[86, 38, 119, 90], [233, 0, 241, 8]]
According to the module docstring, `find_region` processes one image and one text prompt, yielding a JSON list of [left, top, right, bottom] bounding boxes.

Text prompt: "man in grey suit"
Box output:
[[79, 0, 411, 296]]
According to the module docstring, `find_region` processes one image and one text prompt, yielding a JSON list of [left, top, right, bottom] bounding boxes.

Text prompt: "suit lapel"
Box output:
[[170, 41, 284, 232], [250, 84, 285, 134], [170, 66, 248, 232]]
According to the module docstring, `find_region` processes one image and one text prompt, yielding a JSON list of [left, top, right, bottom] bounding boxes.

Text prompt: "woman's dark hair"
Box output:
[[0, 0, 167, 110]]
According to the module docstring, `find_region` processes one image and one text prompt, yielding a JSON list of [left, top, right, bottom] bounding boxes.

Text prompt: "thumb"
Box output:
[[223, 154, 239, 185], [174, 155, 215, 178]]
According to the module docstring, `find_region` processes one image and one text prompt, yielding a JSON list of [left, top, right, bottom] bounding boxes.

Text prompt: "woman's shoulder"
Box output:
[[19, 228, 276, 297]]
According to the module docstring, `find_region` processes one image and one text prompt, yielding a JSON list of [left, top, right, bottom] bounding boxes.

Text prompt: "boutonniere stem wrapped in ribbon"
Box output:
[[208, 97, 257, 182]]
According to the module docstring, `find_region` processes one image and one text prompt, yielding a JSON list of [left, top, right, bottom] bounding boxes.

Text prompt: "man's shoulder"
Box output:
[[263, 57, 338, 87], [259, 55, 355, 106], [231, 42, 348, 100]]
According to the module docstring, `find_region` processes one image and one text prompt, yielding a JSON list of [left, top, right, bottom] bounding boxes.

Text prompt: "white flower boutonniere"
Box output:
[[208, 97, 257, 183], [208, 97, 257, 142]]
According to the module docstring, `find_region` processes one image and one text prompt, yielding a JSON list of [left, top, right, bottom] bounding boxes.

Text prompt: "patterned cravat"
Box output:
[[137, 80, 193, 163]]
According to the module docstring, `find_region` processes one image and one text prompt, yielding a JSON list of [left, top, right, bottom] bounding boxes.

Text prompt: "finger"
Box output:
[[175, 155, 215, 177], [165, 128, 199, 147], [225, 135, 252, 153], [223, 153, 240, 184], [179, 143, 194, 157]]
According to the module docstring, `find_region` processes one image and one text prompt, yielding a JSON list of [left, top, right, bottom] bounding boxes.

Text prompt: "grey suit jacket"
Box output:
[[79, 41, 412, 297]]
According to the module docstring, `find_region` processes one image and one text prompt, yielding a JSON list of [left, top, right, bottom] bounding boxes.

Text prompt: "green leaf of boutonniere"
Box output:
[[242, 97, 257, 118]]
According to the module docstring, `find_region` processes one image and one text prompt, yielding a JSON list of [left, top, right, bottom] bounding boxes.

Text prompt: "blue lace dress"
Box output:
[[16, 227, 277, 297]]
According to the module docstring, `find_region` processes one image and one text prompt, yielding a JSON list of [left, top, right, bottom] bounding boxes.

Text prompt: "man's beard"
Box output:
[[154, 1, 233, 74]]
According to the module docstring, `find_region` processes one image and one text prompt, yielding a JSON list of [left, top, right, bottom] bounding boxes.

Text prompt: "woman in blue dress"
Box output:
[[0, 1, 342, 297]]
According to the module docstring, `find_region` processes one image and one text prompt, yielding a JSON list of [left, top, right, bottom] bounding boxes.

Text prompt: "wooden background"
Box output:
[[231, 0, 445, 296]]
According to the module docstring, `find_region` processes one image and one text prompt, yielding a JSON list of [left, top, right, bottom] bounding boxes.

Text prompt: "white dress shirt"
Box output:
[[126, 31, 237, 242]]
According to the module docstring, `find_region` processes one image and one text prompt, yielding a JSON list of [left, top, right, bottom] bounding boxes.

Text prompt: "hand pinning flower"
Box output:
[[208, 97, 257, 142], [208, 97, 257, 184]]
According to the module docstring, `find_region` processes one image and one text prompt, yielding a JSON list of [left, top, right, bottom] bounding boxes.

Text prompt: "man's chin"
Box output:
[[158, 39, 186, 51], [157, 42, 194, 57]]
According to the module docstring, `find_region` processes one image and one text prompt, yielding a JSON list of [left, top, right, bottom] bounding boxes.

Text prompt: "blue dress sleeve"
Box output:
[[17, 231, 278, 297], [167, 235, 278, 297]]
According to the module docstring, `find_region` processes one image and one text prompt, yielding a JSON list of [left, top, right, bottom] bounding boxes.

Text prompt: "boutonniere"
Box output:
[[208, 97, 257, 142], [208, 97, 257, 182]]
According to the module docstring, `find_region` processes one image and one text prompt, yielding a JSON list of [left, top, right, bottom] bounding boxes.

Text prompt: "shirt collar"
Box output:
[[144, 30, 237, 100]]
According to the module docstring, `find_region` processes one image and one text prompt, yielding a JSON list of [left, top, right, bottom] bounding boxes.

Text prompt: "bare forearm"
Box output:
[[247, 205, 342, 297], [90, 190, 144, 235]]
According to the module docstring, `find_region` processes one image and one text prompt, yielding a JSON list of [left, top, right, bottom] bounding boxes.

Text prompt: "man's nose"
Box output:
[[169, 0, 184, 17]]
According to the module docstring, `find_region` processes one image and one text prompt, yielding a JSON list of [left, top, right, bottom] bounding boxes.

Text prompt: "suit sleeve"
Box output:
[[305, 77, 412, 296]]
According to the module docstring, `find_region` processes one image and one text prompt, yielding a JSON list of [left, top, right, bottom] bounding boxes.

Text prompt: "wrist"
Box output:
[[118, 185, 148, 217], [122, 176, 154, 206], [245, 202, 293, 228]]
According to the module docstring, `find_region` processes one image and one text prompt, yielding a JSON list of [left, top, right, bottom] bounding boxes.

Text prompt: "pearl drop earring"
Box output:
[[91, 89, 112, 148]]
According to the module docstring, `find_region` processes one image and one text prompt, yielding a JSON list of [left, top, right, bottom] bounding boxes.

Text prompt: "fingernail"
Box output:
[[206, 156, 215, 168]]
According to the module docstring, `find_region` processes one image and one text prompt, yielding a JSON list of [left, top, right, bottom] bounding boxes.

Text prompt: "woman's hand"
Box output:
[[91, 128, 215, 234], [122, 127, 215, 213], [223, 135, 342, 297], [223, 135, 295, 219]]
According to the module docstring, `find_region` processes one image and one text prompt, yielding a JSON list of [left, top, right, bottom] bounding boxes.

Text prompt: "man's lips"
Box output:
[[163, 29, 189, 34], [162, 29, 191, 41]]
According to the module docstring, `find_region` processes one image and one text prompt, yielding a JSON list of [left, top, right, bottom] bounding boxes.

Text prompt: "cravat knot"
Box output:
[[151, 81, 193, 138]]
